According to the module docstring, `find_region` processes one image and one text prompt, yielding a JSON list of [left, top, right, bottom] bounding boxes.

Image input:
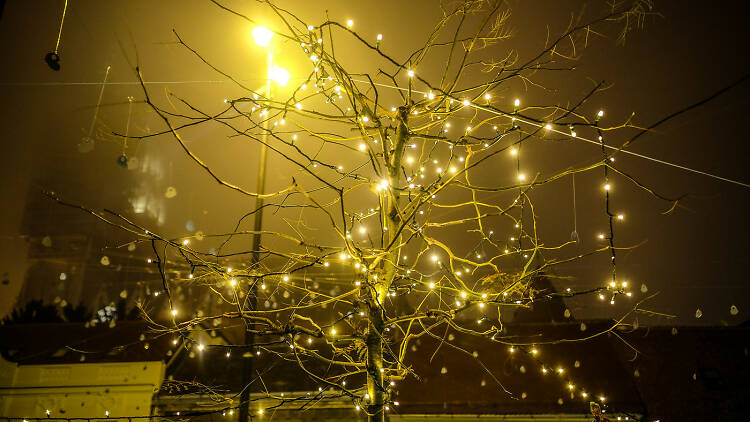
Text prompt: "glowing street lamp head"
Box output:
[[252, 26, 274, 47], [269, 65, 290, 86]]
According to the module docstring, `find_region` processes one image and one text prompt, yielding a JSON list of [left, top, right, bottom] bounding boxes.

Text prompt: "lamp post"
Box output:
[[239, 26, 288, 422]]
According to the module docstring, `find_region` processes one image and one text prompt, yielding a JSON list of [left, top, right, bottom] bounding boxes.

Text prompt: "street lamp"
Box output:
[[251, 26, 274, 47], [240, 25, 290, 422]]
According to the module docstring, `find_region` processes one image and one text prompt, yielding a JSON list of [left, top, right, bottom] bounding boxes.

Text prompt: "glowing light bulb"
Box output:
[[545, 124, 552, 130], [171, 309, 178, 317], [598, 110, 605, 118], [428, 282, 435, 289], [617, 214, 624, 220], [514, 98, 520, 107], [346, 19, 354, 27], [230, 279, 237, 287], [604, 183, 611, 191], [510, 148, 517, 155], [197, 344, 205, 351], [376, 34, 383, 41], [359, 143, 366, 151], [407, 70, 415, 77], [462, 99, 470, 106], [182, 239, 189, 245]]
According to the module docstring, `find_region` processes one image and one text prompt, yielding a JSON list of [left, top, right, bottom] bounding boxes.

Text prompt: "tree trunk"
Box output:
[[365, 306, 385, 422], [364, 106, 408, 422]]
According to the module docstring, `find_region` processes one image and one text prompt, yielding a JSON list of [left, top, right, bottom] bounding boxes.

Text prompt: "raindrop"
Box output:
[[165, 186, 177, 199]]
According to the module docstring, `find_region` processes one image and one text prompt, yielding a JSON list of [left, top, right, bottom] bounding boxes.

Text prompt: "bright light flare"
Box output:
[[252, 26, 274, 47]]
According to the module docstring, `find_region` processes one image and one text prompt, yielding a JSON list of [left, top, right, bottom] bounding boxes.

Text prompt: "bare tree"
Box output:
[[54, 1, 677, 421]]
